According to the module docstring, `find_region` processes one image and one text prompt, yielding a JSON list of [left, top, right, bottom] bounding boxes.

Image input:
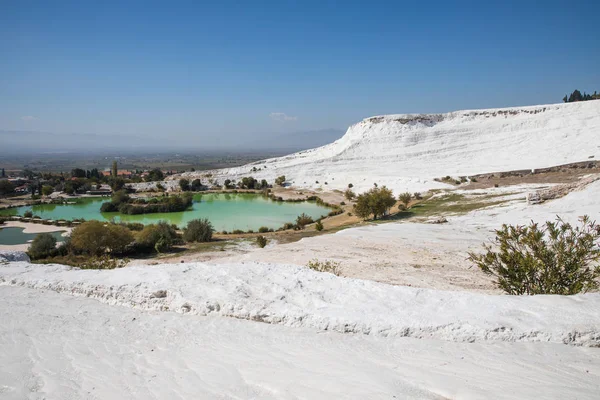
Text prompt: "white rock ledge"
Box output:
[[1, 261, 598, 346]]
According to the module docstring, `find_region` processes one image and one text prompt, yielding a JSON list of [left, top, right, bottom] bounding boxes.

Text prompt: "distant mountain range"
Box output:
[[0, 128, 345, 155]]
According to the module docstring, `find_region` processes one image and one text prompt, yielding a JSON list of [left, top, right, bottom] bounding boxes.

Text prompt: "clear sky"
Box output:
[[1, 0, 599, 150]]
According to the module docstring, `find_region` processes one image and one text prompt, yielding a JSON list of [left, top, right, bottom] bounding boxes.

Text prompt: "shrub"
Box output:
[[78, 255, 129, 270], [71, 221, 134, 256], [182, 219, 214, 242], [275, 175, 286, 186], [191, 179, 203, 191], [348, 183, 353, 188], [23, 210, 33, 218], [41, 185, 54, 196], [258, 226, 270, 233], [471, 177, 478, 183], [306, 259, 342, 276], [344, 189, 356, 200], [232, 229, 244, 234], [28, 233, 57, 259], [315, 220, 324, 231], [413, 192, 422, 200], [256, 235, 267, 248], [398, 192, 412, 207], [154, 237, 170, 253], [468, 216, 600, 295], [137, 221, 179, 252], [179, 178, 190, 191], [282, 222, 295, 230], [295, 213, 314, 229], [119, 222, 145, 231]]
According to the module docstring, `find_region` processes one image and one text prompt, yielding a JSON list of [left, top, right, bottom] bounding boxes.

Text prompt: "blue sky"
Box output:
[[1, 0, 599, 150]]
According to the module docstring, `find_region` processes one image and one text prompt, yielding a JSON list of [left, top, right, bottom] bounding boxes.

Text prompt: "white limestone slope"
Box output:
[[179, 101, 600, 193], [2, 260, 599, 346], [3, 286, 600, 400]]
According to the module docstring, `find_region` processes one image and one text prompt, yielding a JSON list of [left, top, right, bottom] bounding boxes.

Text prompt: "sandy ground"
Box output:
[[0, 221, 70, 251]]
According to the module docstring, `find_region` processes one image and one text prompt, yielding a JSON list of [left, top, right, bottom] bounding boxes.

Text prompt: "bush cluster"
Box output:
[[183, 218, 214, 243], [295, 213, 314, 230], [100, 191, 193, 215], [468, 216, 600, 295]]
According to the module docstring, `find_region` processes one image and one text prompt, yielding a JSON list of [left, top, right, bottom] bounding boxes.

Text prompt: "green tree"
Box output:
[[344, 188, 356, 200], [41, 185, 54, 196], [28, 233, 57, 260], [191, 179, 202, 191], [315, 220, 324, 231], [353, 186, 396, 220], [1, 168, 5, 177], [112, 161, 118, 177], [468, 216, 600, 295], [136, 222, 179, 252], [71, 168, 86, 178], [109, 177, 125, 191], [146, 168, 164, 182], [0, 180, 14, 195], [179, 178, 190, 191], [71, 221, 134, 256], [398, 192, 412, 208], [64, 182, 75, 195]]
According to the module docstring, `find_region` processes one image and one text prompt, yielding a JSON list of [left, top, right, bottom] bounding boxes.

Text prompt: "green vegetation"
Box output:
[[295, 213, 314, 229], [191, 179, 202, 191], [136, 221, 180, 252], [398, 192, 412, 208], [275, 175, 286, 186], [353, 186, 396, 220], [182, 218, 214, 243], [179, 178, 190, 191], [41, 185, 54, 196], [100, 191, 194, 214], [344, 188, 356, 200], [306, 259, 342, 276], [563, 89, 599, 103], [146, 168, 165, 182], [315, 220, 324, 231], [256, 235, 267, 248], [388, 193, 509, 220], [28, 233, 57, 260], [71, 221, 134, 256], [0, 180, 15, 196], [468, 216, 600, 295]]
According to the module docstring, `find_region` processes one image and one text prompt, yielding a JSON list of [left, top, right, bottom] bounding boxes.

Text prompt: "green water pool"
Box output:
[[0, 193, 331, 231], [0, 227, 66, 246]]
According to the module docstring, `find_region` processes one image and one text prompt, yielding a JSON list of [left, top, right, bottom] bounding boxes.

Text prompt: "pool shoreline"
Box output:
[[0, 222, 71, 251], [0, 193, 333, 232]]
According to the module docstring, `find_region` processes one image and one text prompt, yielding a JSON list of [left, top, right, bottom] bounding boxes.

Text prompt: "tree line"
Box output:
[[562, 89, 599, 103]]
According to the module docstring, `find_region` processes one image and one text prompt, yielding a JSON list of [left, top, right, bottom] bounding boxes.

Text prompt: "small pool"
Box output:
[[0, 227, 66, 246]]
